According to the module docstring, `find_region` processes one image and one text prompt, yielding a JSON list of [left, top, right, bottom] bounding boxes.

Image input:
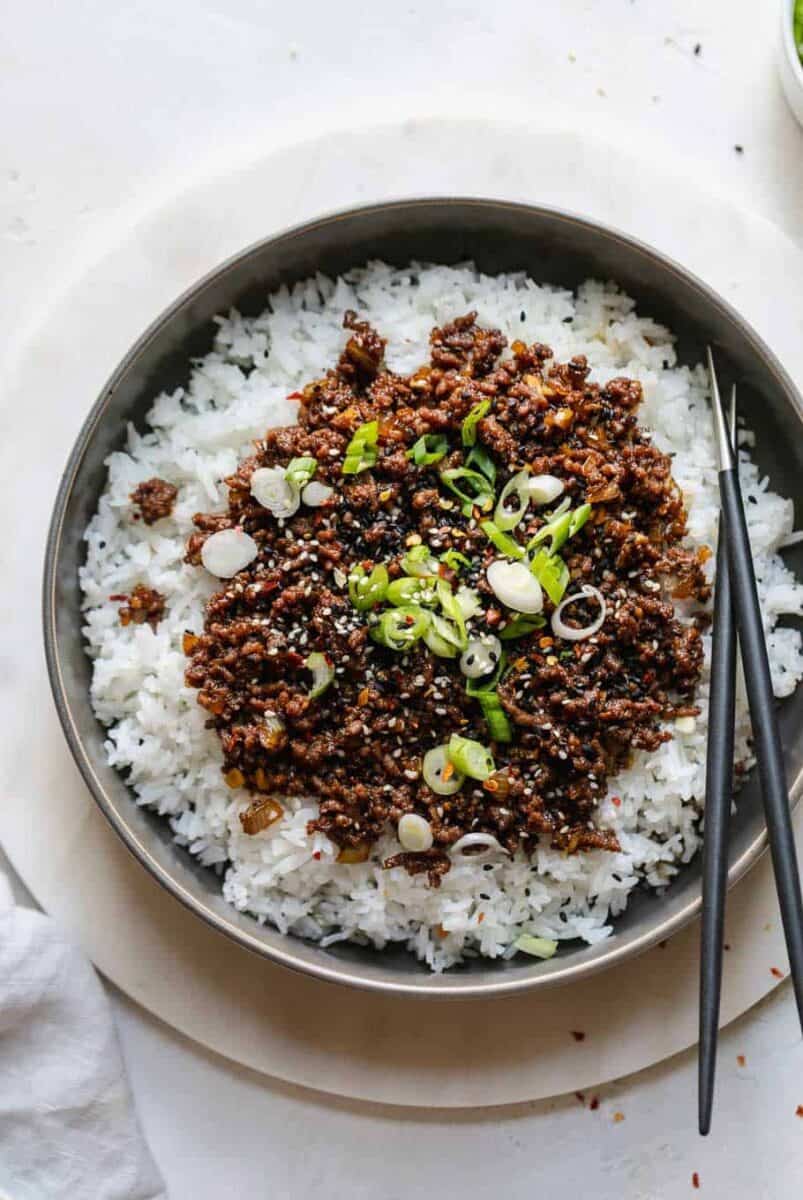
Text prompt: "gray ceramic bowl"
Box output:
[[44, 198, 803, 998]]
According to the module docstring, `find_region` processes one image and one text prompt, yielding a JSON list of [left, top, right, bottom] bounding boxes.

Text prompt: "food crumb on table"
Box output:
[[770, 966, 785, 979], [734, 144, 744, 154], [796, 1104, 803, 1118], [589, 1095, 600, 1111], [736, 1054, 746, 1067], [571, 1030, 586, 1042], [692, 1172, 700, 1189], [612, 1111, 625, 1123]]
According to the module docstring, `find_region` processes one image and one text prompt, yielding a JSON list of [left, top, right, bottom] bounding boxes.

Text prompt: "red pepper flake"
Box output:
[[571, 1030, 586, 1042], [435, 924, 449, 940], [477, 912, 485, 924], [312, 850, 321, 860], [736, 1054, 746, 1067], [611, 795, 622, 807], [796, 1105, 803, 1117], [692, 1171, 700, 1189], [612, 1111, 625, 1123], [771, 966, 785, 979], [589, 1095, 599, 1110], [575, 1091, 585, 1105], [287, 391, 303, 401]]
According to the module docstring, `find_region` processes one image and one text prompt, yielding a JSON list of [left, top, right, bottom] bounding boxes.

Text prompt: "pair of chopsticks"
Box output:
[[699, 351, 803, 1134]]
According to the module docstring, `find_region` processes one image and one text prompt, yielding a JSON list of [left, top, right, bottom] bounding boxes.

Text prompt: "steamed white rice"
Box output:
[[80, 262, 803, 970]]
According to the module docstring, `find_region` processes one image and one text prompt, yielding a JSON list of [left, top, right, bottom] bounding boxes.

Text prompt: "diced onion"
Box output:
[[398, 813, 434, 851], [305, 652, 334, 699], [494, 469, 531, 532], [513, 933, 558, 959], [550, 584, 607, 641], [460, 635, 502, 679], [675, 715, 697, 734], [250, 466, 300, 518], [455, 585, 482, 620], [201, 528, 259, 578], [450, 832, 509, 858], [527, 475, 564, 506], [422, 744, 465, 795], [487, 559, 544, 614], [302, 480, 334, 507]]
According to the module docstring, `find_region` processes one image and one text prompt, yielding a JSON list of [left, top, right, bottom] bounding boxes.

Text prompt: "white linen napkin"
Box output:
[[0, 871, 166, 1200]]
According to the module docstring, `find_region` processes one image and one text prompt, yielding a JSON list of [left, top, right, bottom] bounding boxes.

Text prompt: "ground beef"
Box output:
[[182, 311, 708, 880], [130, 477, 177, 524], [111, 584, 166, 629]]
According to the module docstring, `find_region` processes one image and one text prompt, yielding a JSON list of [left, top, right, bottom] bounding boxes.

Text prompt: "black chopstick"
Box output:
[[698, 384, 737, 1136], [707, 349, 803, 1052]]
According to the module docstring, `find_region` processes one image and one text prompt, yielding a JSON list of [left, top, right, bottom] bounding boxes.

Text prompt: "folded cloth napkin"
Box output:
[[0, 871, 166, 1200]]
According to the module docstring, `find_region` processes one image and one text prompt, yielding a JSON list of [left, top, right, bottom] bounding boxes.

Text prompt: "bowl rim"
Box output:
[[43, 195, 803, 999], [781, 0, 803, 90]]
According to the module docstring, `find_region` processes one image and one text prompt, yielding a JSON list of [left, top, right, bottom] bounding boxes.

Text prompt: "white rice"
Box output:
[[80, 263, 803, 971]]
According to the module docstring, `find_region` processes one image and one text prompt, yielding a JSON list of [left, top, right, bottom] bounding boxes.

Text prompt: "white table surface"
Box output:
[[3, 1, 803, 1195]]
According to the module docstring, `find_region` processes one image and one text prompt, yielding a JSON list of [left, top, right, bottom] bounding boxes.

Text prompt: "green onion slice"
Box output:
[[436, 579, 468, 649], [348, 563, 389, 611], [386, 577, 438, 607], [304, 651, 334, 699], [423, 613, 462, 657], [447, 733, 495, 781], [479, 520, 525, 560], [285, 456, 317, 490], [370, 605, 430, 651], [527, 499, 590, 556], [454, 584, 482, 620], [465, 444, 497, 485], [513, 934, 558, 959], [401, 544, 439, 577], [529, 548, 570, 606], [440, 467, 495, 517], [439, 549, 472, 572], [476, 690, 513, 743], [422, 744, 464, 795], [406, 433, 449, 466], [461, 399, 492, 446], [499, 613, 546, 640], [494, 468, 531, 532], [342, 420, 379, 475]]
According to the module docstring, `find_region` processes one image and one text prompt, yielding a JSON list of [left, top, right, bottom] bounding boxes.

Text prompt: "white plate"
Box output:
[[1, 115, 802, 1106]]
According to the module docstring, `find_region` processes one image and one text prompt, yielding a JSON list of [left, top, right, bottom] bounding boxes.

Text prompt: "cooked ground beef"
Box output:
[[183, 312, 707, 881], [111, 584, 166, 629], [130, 477, 178, 524]]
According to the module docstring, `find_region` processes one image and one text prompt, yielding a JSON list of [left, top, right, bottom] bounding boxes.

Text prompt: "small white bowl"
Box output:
[[779, 0, 803, 127]]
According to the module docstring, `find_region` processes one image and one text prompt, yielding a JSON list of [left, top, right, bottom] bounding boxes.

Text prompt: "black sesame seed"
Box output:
[[520, 310, 526, 322]]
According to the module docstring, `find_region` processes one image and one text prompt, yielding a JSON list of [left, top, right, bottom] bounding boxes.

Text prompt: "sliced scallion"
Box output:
[[447, 733, 495, 781], [401, 544, 439, 577], [461, 398, 492, 446], [386, 577, 438, 607], [342, 420, 379, 475], [439, 467, 495, 517], [423, 613, 462, 657], [513, 934, 558, 959], [348, 563, 389, 611], [304, 652, 334, 699], [370, 605, 429, 651], [406, 433, 449, 466], [499, 613, 546, 640], [476, 690, 513, 743], [465, 443, 497, 485], [479, 520, 525, 560], [285, 456, 317, 490], [529, 548, 570, 606], [439, 548, 472, 572], [422, 744, 464, 795], [494, 469, 531, 532]]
